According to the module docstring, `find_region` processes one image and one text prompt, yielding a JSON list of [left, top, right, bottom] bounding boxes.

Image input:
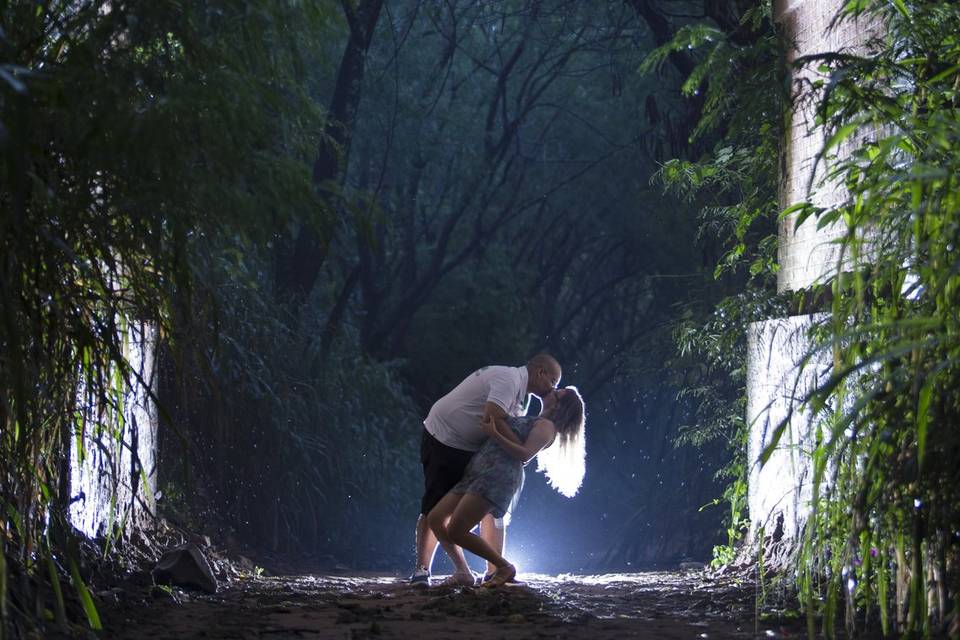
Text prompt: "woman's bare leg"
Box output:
[[479, 514, 504, 576], [446, 494, 515, 585], [426, 493, 473, 578]]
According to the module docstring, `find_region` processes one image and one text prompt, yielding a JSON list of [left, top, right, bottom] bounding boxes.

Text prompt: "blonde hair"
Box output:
[[536, 386, 586, 497]]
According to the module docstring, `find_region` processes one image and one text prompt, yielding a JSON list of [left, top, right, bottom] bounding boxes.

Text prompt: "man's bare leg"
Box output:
[[479, 513, 505, 576], [415, 513, 439, 573]]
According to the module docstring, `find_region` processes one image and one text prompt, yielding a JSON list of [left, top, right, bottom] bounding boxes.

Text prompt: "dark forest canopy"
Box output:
[[2, 0, 959, 638], [1, 0, 742, 575], [152, 0, 741, 568]]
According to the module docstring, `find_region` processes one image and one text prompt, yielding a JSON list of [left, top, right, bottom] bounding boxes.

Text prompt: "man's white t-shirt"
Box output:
[[424, 365, 529, 452]]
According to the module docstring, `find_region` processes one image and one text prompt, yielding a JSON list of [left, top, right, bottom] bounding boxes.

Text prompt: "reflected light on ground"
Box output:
[[532, 572, 678, 586]]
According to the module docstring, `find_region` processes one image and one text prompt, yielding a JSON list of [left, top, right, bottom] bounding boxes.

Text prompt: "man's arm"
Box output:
[[482, 401, 521, 444], [479, 418, 556, 464]]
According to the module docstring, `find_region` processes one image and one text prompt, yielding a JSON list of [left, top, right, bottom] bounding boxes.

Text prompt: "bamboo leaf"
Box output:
[[0, 539, 7, 623], [928, 63, 960, 84], [46, 555, 67, 627], [70, 560, 102, 631], [916, 376, 934, 469], [760, 336, 933, 468], [778, 201, 814, 221], [878, 554, 889, 636], [823, 121, 860, 154], [891, 0, 910, 19], [102, 494, 117, 559]]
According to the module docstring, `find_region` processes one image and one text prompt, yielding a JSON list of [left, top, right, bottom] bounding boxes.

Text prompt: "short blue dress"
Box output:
[[449, 415, 541, 519]]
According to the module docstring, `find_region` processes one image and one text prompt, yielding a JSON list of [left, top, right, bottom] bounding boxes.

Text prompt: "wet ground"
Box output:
[[93, 571, 820, 639]]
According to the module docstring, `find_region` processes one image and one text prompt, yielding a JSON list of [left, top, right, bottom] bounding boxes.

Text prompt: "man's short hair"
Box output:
[[528, 353, 560, 373]]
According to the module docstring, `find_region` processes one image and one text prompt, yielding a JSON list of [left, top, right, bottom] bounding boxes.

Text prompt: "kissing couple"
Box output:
[[411, 354, 586, 587]]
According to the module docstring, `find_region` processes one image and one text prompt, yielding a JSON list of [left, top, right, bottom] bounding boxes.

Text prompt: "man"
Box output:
[[410, 353, 562, 585]]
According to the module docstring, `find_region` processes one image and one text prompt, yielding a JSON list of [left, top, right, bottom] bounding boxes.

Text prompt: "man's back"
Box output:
[[424, 365, 528, 452]]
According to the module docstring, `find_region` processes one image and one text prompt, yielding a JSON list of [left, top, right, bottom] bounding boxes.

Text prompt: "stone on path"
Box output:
[[152, 543, 218, 594]]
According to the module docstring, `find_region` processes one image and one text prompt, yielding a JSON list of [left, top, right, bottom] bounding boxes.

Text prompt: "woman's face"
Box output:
[[542, 387, 568, 412]]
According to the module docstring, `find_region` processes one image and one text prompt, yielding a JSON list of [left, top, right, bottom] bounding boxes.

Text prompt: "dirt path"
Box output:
[[89, 571, 826, 639]]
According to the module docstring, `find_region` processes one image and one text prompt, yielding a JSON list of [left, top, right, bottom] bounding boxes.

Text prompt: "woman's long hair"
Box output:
[[536, 386, 586, 497]]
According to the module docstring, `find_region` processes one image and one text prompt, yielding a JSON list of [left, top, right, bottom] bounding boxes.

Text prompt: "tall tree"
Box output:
[[276, 0, 385, 312]]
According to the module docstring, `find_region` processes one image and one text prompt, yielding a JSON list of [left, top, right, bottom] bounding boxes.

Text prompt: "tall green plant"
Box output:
[[163, 238, 422, 563], [757, 2, 960, 635], [0, 0, 334, 634], [642, 2, 786, 564], [656, 0, 960, 635]]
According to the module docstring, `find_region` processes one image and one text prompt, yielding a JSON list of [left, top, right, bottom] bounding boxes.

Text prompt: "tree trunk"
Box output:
[[275, 0, 384, 309]]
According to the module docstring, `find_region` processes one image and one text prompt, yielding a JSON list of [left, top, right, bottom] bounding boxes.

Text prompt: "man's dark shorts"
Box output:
[[420, 429, 475, 515]]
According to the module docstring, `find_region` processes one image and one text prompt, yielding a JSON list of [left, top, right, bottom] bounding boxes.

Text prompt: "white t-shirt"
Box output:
[[424, 365, 529, 452]]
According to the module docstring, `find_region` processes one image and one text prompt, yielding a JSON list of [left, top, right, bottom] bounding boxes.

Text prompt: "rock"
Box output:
[[561, 611, 596, 624], [149, 585, 181, 604], [336, 610, 359, 624], [214, 562, 231, 582], [679, 561, 707, 572], [189, 533, 212, 548], [95, 588, 123, 603], [152, 543, 218, 594], [235, 554, 255, 572]]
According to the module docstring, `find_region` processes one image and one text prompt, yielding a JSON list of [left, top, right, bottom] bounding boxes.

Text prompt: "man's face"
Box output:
[[533, 364, 561, 398]]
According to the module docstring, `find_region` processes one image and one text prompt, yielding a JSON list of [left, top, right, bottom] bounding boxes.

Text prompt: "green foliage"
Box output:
[[674, 289, 788, 562], [706, 473, 749, 569], [638, 24, 725, 78], [164, 237, 422, 563], [648, 9, 785, 280], [711, 542, 738, 568], [644, 4, 787, 564], [658, 0, 960, 635], [0, 0, 335, 633], [69, 560, 101, 631], [773, 2, 960, 635]]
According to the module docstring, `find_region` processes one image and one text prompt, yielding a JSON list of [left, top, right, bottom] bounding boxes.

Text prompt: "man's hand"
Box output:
[[482, 402, 521, 444], [479, 414, 497, 437]]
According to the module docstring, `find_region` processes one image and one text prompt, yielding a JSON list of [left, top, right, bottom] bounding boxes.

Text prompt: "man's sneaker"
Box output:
[[408, 568, 430, 586]]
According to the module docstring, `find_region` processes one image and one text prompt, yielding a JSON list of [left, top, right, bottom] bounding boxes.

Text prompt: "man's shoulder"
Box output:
[[475, 364, 522, 380]]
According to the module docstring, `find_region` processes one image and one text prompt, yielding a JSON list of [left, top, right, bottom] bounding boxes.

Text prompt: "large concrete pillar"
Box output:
[[746, 0, 876, 543]]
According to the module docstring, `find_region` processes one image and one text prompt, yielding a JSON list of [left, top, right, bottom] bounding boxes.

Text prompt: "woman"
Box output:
[[426, 386, 586, 587]]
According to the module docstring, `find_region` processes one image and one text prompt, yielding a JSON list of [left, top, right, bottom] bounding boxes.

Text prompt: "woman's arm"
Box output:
[[487, 413, 512, 439], [482, 402, 521, 444], [479, 417, 556, 464]]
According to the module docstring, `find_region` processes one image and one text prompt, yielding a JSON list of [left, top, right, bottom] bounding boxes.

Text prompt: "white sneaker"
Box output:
[[408, 568, 430, 585]]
